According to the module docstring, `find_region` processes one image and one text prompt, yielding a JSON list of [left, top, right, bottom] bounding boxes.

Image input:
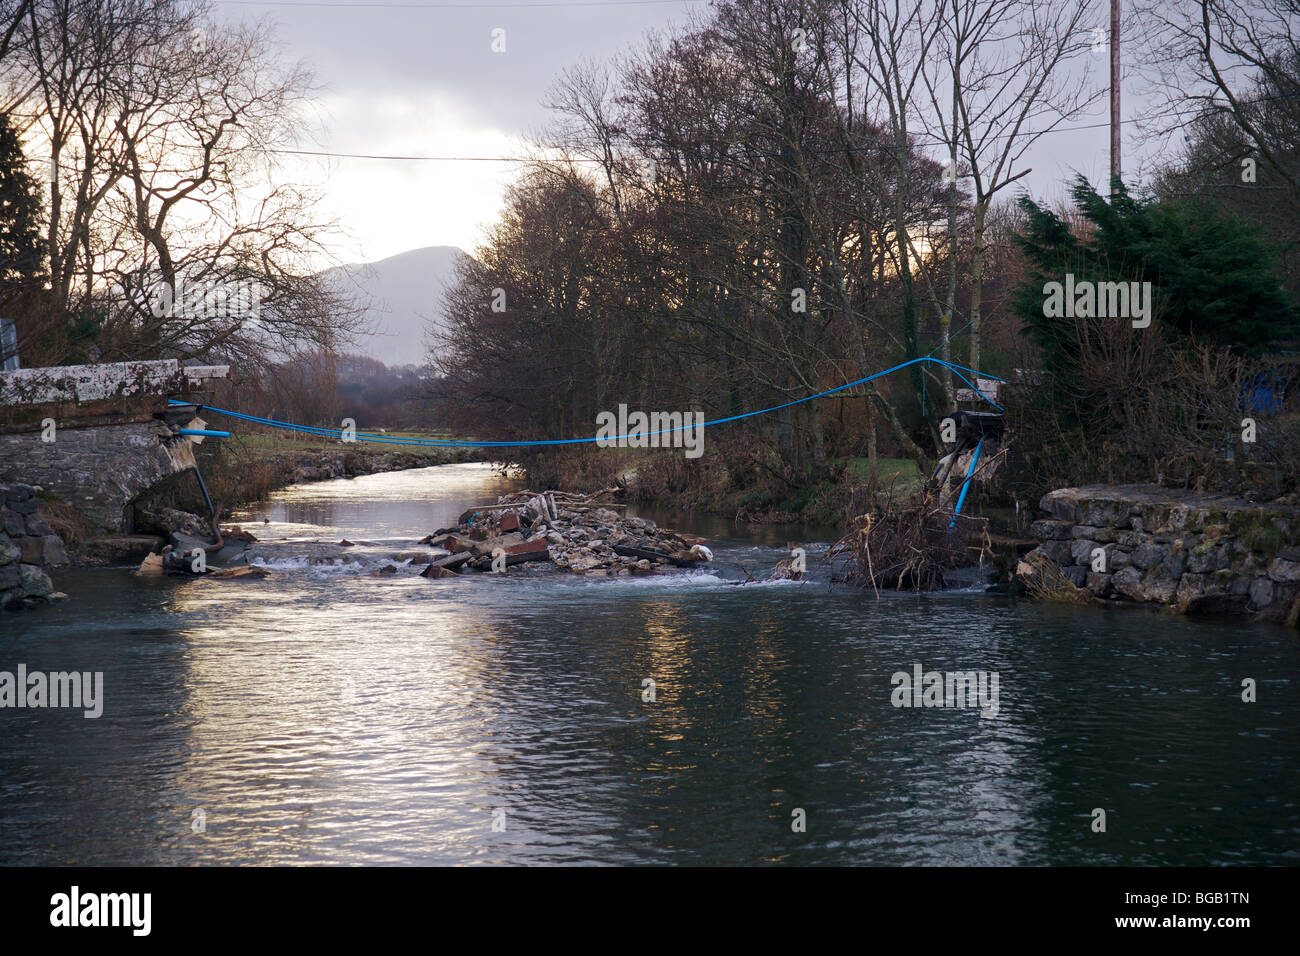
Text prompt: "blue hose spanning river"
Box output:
[[1, 463, 1297, 865]]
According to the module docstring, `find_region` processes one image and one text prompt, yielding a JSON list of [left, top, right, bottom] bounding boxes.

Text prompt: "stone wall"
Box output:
[[0, 483, 69, 609], [1017, 484, 1300, 625], [0, 421, 196, 532]]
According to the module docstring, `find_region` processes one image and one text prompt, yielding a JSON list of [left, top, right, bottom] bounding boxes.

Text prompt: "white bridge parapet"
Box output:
[[0, 359, 228, 406]]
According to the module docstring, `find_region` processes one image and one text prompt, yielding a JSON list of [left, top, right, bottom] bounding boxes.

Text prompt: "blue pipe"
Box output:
[[948, 439, 984, 531], [179, 428, 230, 438], [166, 356, 1006, 449]]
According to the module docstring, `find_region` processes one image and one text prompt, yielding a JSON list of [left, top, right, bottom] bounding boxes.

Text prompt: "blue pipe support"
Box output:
[[948, 439, 984, 531]]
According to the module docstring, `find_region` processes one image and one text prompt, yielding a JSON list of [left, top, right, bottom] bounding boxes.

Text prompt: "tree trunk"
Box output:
[[969, 200, 987, 375]]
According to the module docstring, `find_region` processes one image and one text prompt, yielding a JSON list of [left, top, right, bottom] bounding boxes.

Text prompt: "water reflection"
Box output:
[[1, 463, 1297, 865]]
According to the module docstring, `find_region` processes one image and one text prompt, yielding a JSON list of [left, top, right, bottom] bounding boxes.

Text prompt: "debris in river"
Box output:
[[828, 490, 989, 594], [138, 551, 165, 574], [420, 565, 460, 579], [138, 545, 204, 575], [209, 565, 271, 580], [421, 552, 471, 575], [767, 556, 805, 581], [421, 489, 712, 578]]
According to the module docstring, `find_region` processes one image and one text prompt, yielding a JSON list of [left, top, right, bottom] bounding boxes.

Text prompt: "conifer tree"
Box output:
[[0, 110, 46, 365], [1012, 175, 1297, 381]]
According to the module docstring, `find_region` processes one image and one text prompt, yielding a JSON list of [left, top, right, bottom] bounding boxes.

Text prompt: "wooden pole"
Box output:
[[1110, 0, 1121, 187]]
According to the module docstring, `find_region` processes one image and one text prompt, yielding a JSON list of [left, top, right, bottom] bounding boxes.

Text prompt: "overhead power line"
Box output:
[[261, 118, 1137, 165]]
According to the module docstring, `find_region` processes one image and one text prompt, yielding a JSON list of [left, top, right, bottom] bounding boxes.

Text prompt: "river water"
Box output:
[[2, 463, 1297, 865]]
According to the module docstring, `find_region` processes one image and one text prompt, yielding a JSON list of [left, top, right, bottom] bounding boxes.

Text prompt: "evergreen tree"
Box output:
[[1012, 176, 1297, 381], [0, 110, 46, 364]]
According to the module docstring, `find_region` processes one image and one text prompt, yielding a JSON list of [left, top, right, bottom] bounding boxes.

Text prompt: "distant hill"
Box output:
[[323, 245, 468, 368]]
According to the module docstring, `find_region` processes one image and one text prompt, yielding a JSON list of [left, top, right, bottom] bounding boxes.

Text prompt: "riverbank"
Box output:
[[517, 443, 924, 526], [191, 432, 497, 509], [37, 434, 501, 570], [1016, 484, 1300, 626]]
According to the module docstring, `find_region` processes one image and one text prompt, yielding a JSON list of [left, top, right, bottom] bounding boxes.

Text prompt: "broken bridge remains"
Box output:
[[0, 360, 229, 532]]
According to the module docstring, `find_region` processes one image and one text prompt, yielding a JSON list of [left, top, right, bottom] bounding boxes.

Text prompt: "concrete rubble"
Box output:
[[418, 490, 713, 578]]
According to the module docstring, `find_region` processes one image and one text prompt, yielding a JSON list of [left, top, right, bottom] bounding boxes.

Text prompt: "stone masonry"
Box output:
[[1018, 484, 1300, 625], [0, 483, 69, 609], [0, 421, 197, 532]]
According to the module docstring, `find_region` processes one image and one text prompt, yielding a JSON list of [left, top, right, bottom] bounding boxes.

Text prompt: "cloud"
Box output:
[[213, 1, 700, 263]]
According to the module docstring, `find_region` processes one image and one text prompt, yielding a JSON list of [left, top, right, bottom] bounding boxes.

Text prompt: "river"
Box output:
[[2, 463, 1297, 865]]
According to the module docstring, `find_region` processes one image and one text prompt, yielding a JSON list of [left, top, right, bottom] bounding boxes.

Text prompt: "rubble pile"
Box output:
[[419, 490, 713, 578]]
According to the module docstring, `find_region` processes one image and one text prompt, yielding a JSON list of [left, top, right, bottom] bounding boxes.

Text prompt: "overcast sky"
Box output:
[[212, 0, 1161, 267]]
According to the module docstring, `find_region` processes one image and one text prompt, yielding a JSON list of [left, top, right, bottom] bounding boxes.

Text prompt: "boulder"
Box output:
[[171, 531, 215, 555], [1041, 539, 1073, 566], [421, 551, 471, 573], [17, 563, 53, 598], [208, 541, 251, 566], [393, 550, 433, 563], [470, 532, 524, 558], [1249, 576, 1274, 608], [1161, 546, 1188, 580], [1030, 519, 1073, 540], [421, 565, 459, 579], [1140, 566, 1180, 604], [1129, 543, 1166, 570], [19, 537, 43, 564], [24, 513, 53, 536], [1085, 571, 1113, 597], [1111, 567, 1146, 602], [1187, 543, 1230, 574], [1070, 539, 1098, 565], [42, 535, 69, 567], [1267, 557, 1300, 583]]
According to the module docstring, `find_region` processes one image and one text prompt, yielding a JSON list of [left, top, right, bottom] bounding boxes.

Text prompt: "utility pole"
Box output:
[[1110, 0, 1121, 186]]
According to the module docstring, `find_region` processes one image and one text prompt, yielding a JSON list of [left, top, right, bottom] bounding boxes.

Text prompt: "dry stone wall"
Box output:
[[1019, 484, 1300, 625]]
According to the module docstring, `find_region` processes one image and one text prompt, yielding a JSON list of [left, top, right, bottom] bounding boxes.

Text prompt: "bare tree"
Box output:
[[3, 0, 360, 367], [835, 0, 946, 430], [920, 0, 1100, 375], [0, 0, 29, 63], [1137, 0, 1299, 194]]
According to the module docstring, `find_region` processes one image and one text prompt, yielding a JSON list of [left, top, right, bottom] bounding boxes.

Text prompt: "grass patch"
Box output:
[[229, 428, 468, 457], [845, 456, 924, 496], [1019, 552, 1092, 604]]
